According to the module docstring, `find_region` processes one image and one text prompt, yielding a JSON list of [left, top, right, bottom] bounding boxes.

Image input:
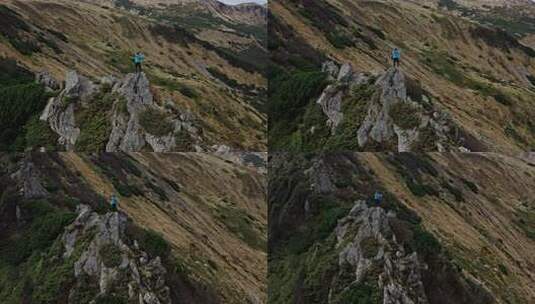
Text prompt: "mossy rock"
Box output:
[[139, 108, 174, 137], [99, 243, 122, 268], [360, 236, 380, 259], [390, 102, 421, 130]]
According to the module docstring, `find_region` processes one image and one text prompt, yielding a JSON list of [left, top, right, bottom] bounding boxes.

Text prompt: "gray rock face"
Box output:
[[107, 73, 199, 152], [357, 68, 407, 148], [63, 205, 172, 304], [332, 201, 429, 304], [305, 159, 335, 194], [39, 70, 201, 152], [314, 62, 468, 151], [317, 84, 345, 134], [394, 125, 420, 153], [316, 61, 370, 135], [64, 70, 97, 101], [40, 70, 99, 150], [35, 71, 60, 91], [10, 161, 48, 199], [322, 61, 340, 80], [107, 73, 153, 152]]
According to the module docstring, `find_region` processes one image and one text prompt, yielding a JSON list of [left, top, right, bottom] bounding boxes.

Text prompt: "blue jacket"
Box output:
[[392, 49, 401, 60], [133, 53, 145, 64], [110, 196, 118, 207], [374, 192, 383, 202]]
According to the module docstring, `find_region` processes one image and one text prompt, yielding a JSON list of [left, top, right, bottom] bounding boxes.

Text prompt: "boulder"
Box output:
[[337, 63, 353, 82], [322, 61, 339, 80], [35, 71, 60, 91], [316, 84, 345, 134]]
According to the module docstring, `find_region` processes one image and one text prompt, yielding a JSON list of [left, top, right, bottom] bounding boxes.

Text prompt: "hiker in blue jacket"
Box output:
[[391, 48, 401, 68], [110, 194, 119, 211], [373, 191, 383, 205], [133, 52, 145, 73]]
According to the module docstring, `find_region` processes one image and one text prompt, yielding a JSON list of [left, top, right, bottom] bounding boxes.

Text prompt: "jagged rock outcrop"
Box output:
[[106, 73, 153, 152], [10, 160, 48, 199], [316, 61, 469, 152], [357, 68, 409, 148], [316, 84, 345, 134], [317, 62, 370, 134], [63, 204, 172, 304], [332, 201, 429, 304], [38, 70, 201, 152], [35, 71, 60, 91], [39, 70, 99, 150], [107, 72, 202, 152]]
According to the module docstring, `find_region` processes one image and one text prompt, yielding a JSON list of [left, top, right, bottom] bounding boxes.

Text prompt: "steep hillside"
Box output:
[[0, 0, 267, 151], [269, 0, 535, 153], [269, 152, 535, 304], [0, 152, 267, 303]]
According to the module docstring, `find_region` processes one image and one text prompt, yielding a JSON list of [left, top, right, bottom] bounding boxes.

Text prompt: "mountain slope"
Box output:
[[269, 152, 535, 303], [0, 0, 266, 151], [0, 152, 267, 303], [269, 0, 535, 153]]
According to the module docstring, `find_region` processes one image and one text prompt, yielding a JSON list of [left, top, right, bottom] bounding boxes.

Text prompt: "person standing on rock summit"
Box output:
[[133, 52, 145, 74], [391, 48, 401, 68], [110, 193, 119, 211]]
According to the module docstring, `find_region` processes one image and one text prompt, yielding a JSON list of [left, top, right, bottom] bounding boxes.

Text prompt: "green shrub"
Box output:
[[22, 115, 58, 151], [360, 237, 380, 258], [99, 244, 122, 268], [139, 108, 174, 136], [326, 31, 354, 49], [215, 205, 266, 251], [461, 178, 479, 193], [178, 85, 199, 99], [0, 58, 33, 86], [95, 294, 127, 304], [174, 129, 194, 151], [390, 102, 421, 129], [75, 91, 114, 152], [333, 280, 382, 304], [325, 84, 375, 150], [148, 73, 199, 98], [139, 229, 170, 258], [515, 209, 535, 240], [410, 226, 442, 258], [406, 178, 438, 197], [0, 5, 41, 55], [269, 69, 329, 150], [0, 82, 48, 150], [0, 203, 75, 265]]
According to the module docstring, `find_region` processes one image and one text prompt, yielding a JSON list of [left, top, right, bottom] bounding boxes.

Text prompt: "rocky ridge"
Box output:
[[316, 61, 470, 152], [37, 70, 202, 152], [332, 201, 429, 304], [64, 204, 172, 304]]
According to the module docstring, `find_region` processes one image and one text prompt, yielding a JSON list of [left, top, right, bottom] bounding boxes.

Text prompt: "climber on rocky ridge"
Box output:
[[373, 191, 383, 205], [110, 193, 119, 211], [391, 47, 401, 68], [132, 51, 145, 74]]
